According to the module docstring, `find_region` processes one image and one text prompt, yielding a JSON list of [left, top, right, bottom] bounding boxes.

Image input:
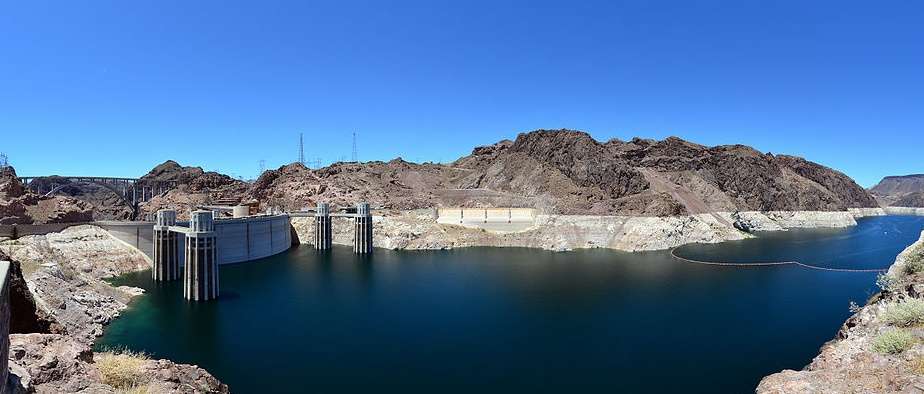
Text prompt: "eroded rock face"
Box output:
[[1, 226, 149, 345], [0, 250, 64, 335]]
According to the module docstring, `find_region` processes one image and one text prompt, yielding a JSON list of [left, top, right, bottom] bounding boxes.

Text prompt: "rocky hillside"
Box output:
[[0, 166, 93, 224], [138, 160, 249, 219], [248, 129, 877, 216], [871, 174, 924, 207], [894, 192, 924, 208]]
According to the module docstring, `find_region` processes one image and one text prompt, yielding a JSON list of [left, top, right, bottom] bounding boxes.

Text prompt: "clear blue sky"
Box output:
[[1, 1, 921, 186]]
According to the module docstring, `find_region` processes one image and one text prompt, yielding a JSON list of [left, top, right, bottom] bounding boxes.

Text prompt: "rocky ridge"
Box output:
[[871, 174, 924, 207], [248, 130, 878, 216]]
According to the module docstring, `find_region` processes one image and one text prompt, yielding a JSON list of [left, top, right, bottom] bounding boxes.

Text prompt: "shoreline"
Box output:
[[757, 228, 924, 393], [293, 208, 918, 253]]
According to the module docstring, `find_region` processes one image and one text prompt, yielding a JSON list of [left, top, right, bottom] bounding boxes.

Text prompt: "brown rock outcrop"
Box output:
[[871, 174, 924, 207]]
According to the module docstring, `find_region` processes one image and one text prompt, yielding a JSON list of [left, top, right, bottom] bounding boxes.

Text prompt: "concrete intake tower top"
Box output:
[[189, 210, 215, 233]]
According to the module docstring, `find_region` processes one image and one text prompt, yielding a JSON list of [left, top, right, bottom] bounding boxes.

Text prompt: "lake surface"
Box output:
[[98, 216, 924, 393]]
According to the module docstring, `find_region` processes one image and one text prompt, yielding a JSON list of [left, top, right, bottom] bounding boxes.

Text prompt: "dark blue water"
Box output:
[[98, 216, 924, 393]]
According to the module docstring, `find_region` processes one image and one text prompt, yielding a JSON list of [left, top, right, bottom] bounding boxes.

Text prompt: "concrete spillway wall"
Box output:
[[101, 214, 292, 265], [436, 208, 537, 232]]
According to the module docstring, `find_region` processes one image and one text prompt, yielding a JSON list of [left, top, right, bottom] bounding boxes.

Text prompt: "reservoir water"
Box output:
[[98, 215, 924, 393]]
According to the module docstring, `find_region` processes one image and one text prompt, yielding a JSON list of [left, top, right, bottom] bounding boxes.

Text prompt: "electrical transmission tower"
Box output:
[[299, 132, 305, 165], [0, 153, 8, 169], [351, 131, 358, 162], [259, 160, 266, 176]]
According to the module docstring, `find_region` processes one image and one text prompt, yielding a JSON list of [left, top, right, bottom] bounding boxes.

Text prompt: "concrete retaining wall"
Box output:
[[97, 221, 154, 260]]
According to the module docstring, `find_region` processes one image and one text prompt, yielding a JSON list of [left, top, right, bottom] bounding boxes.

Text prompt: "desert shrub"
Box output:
[[906, 245, 924, 275], [96, 349, 149, 390], [872, 329, 916, 354], [882, 298, 924, 326], [877, 273, 898, 292]]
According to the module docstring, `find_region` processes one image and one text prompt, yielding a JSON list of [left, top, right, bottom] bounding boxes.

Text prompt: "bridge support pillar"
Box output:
[[152, 209, 179, 281], [353, 202, 373, 254], [184, 210, 219, 301], [315, 203, 332, 250]]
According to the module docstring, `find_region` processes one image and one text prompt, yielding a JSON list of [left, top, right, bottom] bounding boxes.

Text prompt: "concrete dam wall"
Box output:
[[102, 214, 293, 265]]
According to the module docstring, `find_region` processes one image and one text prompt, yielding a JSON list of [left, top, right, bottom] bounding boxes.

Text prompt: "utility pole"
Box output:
[[299, 132, 305, 165], [351, 131, 358, 162]]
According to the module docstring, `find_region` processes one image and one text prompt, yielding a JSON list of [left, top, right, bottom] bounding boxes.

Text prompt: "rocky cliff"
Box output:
[[0, 166, 93, 225], [871, 174, 924, 207], [248, 129, 877, 216]]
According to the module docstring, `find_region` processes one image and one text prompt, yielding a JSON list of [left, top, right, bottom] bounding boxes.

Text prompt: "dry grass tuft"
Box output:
[[909, 356, 924, 375], [96, 349, 150, 390]]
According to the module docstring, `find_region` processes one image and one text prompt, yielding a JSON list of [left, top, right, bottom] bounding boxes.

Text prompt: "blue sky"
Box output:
[[1, 1, 921, 186]]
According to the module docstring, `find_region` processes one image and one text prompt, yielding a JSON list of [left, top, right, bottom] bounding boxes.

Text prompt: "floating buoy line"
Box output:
[[669, 247, 888, 273]]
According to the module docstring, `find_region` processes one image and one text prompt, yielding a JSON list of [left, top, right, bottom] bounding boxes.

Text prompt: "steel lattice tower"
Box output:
[[351, 131, 358, 162], [299, 133, 305, 165]]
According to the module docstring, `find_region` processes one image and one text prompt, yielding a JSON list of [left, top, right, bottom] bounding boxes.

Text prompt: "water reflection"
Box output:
[[99, 216, 924, 394]]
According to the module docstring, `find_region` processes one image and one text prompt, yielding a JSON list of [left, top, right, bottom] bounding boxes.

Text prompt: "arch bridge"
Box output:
[[18, 176, 177, 216]]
